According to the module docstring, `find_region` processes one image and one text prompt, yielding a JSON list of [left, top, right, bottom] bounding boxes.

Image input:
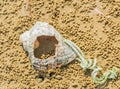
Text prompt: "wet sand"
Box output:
[[0, 0, 120, 88]]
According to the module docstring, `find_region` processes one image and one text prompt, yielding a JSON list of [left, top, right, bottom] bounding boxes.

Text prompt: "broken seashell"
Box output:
[[20, 22, 76, 71]]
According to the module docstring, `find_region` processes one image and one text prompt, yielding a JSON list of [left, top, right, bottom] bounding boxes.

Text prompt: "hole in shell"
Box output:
[[34, 35, 58, 59]]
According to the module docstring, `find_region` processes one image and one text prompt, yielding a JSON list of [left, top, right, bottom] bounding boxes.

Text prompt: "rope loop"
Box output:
[[64, 39, 118, 84]]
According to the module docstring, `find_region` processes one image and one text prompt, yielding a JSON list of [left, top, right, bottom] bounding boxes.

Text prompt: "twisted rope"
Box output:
[[64, 39, 118, 84]]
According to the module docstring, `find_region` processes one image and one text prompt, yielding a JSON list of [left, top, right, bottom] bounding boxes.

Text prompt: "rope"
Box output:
[[64, 39, 118, 84]]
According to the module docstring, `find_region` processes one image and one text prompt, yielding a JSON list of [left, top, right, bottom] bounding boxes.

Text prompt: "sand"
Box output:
[[0, 0, 120, 89]]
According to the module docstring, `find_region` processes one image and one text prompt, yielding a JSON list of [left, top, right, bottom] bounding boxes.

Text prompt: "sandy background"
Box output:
[[0, 0, 120, 89]]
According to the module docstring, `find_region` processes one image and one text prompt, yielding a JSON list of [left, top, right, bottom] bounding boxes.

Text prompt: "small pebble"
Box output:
[[55, 75, 62, 80], [37, 78, 43, 83]]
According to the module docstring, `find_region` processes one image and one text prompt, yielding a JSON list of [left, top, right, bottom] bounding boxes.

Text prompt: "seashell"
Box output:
[[20, 22, 76, 71]]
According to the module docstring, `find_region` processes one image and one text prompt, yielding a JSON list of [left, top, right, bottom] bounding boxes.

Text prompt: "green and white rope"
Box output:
[[92, 67, 118, 84], [64, 39, 118, 84], [64, 39, 97, 70]]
